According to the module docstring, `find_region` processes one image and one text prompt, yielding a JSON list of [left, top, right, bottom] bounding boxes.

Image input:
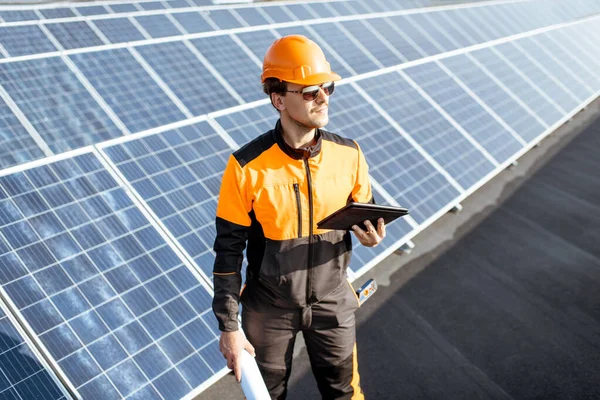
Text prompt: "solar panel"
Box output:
[[404, 13, 458, 53], [204, 9, 246, 30], [70, 48, 187, 133], [327, 83, 461, 224], [234, 30, 279, 65], [45, 21, 105, 51], [339, 20, 404, 68], [0, 26, 57, 57], [403, 62, 524, 164], [469, 47, 564, 127], [0, 97, 45, 169], [134, 14, 182, 38], [260, 5, 296, 24], [442, 9, 488, 45], [301, 2, 337, 19], [92, 18, 147, 44], [311, 22, 382, 74], [0, 302, 69, 400], [76, 6, 109, 17], [325, 1, 356, 17], [136, 41, 240, 116], [440, 54, 546, 143], [386, 15, 442, 57], [39, 8, 75, 20], [494, 42, 579, 113], [282, 4, 316, 21], [0, 152, 223, 400], [233, 7, 271, 27], [365, 17, 422, 62], [361, 70, 495, 191], [460, 7, 500, 42], [191, 35, 263, 103], [428, 11, 476, 48], [0, 57, 122, 153], [171, 12, 214, 34], [101, 122, 230, 279], [0, 10, 39, 22], [108, 4, 139, 13], [139, 2, 166, 11], [214, 102, 278, 146]]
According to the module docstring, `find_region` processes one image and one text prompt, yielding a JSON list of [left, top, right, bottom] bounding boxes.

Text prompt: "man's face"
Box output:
[[278, 82, 332, 129]]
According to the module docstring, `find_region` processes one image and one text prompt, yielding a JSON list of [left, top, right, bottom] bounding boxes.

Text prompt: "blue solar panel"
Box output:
[[386, 15, 442, 57], [39, 8, 75, 19], [0, 26, 57, 57], [429, 11, 476, 48], [442, 9, 488, 44], [282, 4, 316, 20], [534, 33, 600, 91], [441, 54, 546, 143], [340, 20, 403, 68], [102, 122, 231, 278], [135, 15, 182, 38], [191, 36, 263, 103], [476, 5, 515, 38], [0, 152, 223, 399], [0, 98, 45, 169], [215, 103, 278, 146], [275, 25, 354, 78], [204, 9, 245, 29], [136, 41, 239, 116], [46, 21, 105, 50], [0, 10, 39, 22], [109, 3, 138, 13], [171, 12, 214, 34], [139, 1, 166, 11], [70, 48, 186, 133], [495, 41, 580, 113], [327, 83, 461, 224], [233, 7, 271, 26], [404, 62, 524, 164], [93, 18, 146, 44], [551, 26, 600, 76], [460, 8, 500, 42], [0, 303, 68, 400], [361, 70, 495, 191], [514, 37, 593, 101], [235, 30, 279, 65], [0, 57, 122, 153], [470, 47, 564, 127], [302, 2, 337, 18], [366, 17, 422, 62], [76, 6, 109, 16], [261, 5, 296, 23], [167, 0, 192, 9], [405, 13, 459, 53], [325, 2, 356, 17]]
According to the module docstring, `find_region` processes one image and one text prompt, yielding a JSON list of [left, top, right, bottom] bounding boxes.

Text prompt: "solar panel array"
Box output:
[[0, 0, 599, 398]]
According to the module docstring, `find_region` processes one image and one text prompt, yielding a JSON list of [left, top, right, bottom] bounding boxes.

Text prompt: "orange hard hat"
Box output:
[[261, 35, 342, 85]]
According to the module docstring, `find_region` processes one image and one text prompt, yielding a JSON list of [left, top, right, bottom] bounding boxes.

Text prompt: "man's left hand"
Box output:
[[352, 218, 385, 247]]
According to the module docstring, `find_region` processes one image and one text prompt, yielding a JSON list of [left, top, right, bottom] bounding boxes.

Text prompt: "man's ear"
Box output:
[[271, 93, 286, 111]]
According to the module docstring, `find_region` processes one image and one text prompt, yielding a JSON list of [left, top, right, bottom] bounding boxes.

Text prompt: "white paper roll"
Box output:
[[240, 350, 270, 400]]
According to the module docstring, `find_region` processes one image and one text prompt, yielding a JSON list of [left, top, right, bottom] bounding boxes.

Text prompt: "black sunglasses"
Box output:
[[286, 81, 335, 101]]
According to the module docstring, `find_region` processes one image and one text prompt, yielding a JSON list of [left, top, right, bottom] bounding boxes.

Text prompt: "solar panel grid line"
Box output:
[[0, 89, 53, 170], [60, 55, 132, 136], [331, 21, 385, 70], [228, 33, 264, 68], [382, 16, 429, 59], [0, 148, 224, 399], [434, 60, 528, 147], [253, 5, 276, 25], [418, 12, 465, 50], [0, 42, 9, 58], [127, 15, 153, 40], [535, 34, 600, 91], [353, 19, 408, 64], [164, 11, 194, 35], [398, 69, 501, 167], [205, 116, 242, 151], [489, 46, 568, 114], [227, 8, 251, 28], [179, 39, 245, 106], [513, 39, 593, 103], [347, 80, 466, 194], [511, 40, 588, 103], [403, 13, 453, 54], [464, 52, 550, 131], [0, 296, 74, 400], [127, 47, 195, 120], [81, 18, 114, 46]]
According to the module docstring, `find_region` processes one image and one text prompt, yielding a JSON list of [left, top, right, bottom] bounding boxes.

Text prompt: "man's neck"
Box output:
[[280, 115, 317, 149]]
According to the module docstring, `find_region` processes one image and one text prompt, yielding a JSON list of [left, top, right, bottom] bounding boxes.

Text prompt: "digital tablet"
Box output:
[[317, 202, 409, 231]]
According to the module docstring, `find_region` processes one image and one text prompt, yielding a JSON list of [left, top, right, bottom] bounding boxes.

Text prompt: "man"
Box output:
[[213, 35, 385, 399]]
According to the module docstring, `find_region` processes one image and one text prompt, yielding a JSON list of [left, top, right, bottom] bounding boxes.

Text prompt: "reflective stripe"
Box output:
[[351, 343, 365, 400], [213, 272, 237, 275]]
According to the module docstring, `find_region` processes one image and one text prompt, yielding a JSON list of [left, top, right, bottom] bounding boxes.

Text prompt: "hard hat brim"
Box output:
[[263, 71, 342, 86]]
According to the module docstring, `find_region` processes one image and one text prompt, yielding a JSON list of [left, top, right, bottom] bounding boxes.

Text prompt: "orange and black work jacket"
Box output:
[[212, 120, 373, 332]]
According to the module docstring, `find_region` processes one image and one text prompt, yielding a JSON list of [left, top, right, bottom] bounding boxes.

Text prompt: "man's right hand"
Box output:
[[219, 330, 256, 382]]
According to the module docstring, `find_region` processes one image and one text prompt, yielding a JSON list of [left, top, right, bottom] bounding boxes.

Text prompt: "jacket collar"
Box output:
[[272, 119, 322, 160]]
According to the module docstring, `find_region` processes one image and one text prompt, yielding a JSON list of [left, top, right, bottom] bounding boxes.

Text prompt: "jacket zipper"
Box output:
[[293, 183, 302, 239], [303, 157, 314, 305]]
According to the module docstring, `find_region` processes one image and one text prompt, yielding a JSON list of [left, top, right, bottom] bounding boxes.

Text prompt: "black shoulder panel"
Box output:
[[320, 129, 358, 150], [233, 130, 277, 168]]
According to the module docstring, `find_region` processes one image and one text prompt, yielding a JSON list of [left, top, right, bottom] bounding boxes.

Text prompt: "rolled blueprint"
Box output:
[[240, 349, 270, 400]]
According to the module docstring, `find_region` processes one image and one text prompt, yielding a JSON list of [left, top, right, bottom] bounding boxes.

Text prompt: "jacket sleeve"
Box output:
[[351, 142, 375, 204], [212, 154, 252, 332]]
